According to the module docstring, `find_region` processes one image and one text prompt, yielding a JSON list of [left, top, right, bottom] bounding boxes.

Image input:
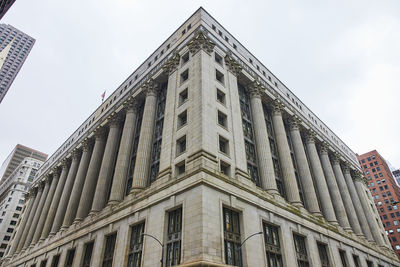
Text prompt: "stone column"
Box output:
[[40, 161, 69, 240], [354, 173, 385, 246], [8, 191, 36, 255], [91, 115, 122, 213], [61, 140, 93, 229], [304, 131, 337, 225], [74, 128, 107, 222], [23, 179, 50, 249], [288, 116, 321, 215], [271, 100, 302, 207], [17, 186, 42, 253], [343, 164, 373, 241], [50, 151, 81, 235], [331, 154, 363, 236], [319, 143, 351, 230], [131, 80, 158, 191], [248, 82, 278, 194], [108, 99, 138, 204], [32, 171, 60, 244]]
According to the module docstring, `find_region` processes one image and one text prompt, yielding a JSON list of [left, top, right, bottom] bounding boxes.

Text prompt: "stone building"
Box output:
[[0, 157, 44, 258], [3, 7, 400, 267]]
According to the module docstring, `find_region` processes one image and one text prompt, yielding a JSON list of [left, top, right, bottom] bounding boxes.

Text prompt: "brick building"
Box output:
[[358, 150, 400, 259]]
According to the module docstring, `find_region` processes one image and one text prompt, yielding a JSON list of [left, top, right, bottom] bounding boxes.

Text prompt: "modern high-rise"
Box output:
[[0, 144, 48, 184], [0, 24, 35, 103], [0, 157, 44, 259], [3, 8, 399, 267], [393, 169, 400, 187], [0, 0, 15, 20], [357, 151, 400, 259]]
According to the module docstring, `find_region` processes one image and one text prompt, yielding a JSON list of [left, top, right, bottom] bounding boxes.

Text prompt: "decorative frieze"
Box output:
[[225, 53, 242, 76], [187, 29, 215, 55], [162, 53, 180, 75]]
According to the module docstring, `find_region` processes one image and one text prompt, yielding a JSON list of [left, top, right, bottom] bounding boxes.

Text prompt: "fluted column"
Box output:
[[74, 128, 107, 222], [342, 164, 373, 241], [319, 143, 351, 230], [108, 99, 138, 204], [23, 179, 49, 249], [248, 82, 278, 194], [331, 155, 363, 235], [8, 191, 36, 255], [61, 140, 93, 229], [131, 80, 158, 191], [91, 115, 122, 212], [40, 161, 69, 240], [288, 117, 321, 215], [305, 132, 337, 225], [271, 100, 302, 207], [32, 171, 60, 244], [354, 173, 385, 246]]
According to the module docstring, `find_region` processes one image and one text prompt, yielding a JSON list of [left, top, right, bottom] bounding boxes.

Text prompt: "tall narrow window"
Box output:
[[263, 104, 285, 197], [127, 222, 145, 267], [39, 260, 47, 267], [50, 254, 60, 267], [126, 104, 144, 195], [293, 234, 309, 267], [285, 120, 304, 204], [166, 208, 182, 267], [339, 249, 348, 267], [366, 260, 374, 267], [102, 233, 117, 267], [352, 255, 361, 267], [149, 82, 168, 183], [82, 241, 94, 267], [263, 222, 282, 267], [238, 83, 260, 186], [317, 242, 329, 267], [65, 249, 75, 267], [223, 207, 242, 266]]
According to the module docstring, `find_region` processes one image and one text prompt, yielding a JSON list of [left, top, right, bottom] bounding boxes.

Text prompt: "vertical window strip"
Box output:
[[127, 222, 145, 267], [339, 250, 348, 267], [65, 249, 75, 267], [223, 207, 242, 266], [293, 234, 309, 267], [238, 83, 260, 186], [317, 242, 329, 267], [149, 82, 168, 183], [263, 104, 285, 197], [102, 233, 117, 267], [263, 222, 283, 267], [82, 241, 94, 267], [166, 208, 182, 267]]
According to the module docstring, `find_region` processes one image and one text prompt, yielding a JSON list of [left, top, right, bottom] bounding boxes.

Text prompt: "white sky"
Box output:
[[0, 0, 399, 168]]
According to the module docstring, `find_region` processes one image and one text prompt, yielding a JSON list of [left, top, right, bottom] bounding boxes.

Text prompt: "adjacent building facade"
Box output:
[[357, 151, 400, 260], [0, 0, 15, 20], [3, 8, 399, 267], [393, 169, 400, 187], [0, 24, 35, 103], [0, 144, 47, 184], [0, 157, 44, 258]]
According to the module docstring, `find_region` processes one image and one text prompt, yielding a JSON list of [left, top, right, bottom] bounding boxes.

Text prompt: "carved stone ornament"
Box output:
[[289, 115, 301, 131], [343, 162, 351, 174], [82, 138, 93, 152], [305, 129, 316, 144], [225, 53, 242, 76], [187, 29, 215, 55], [332, 152, 341, 165], [94, 126, 107, 139], [71, 149, 81, 160], [61, 158, 69, 170], [107, 112, 123, 128], [162, 53, 180, 75], [124, 97, 138, 113], [143, 78, 158, 97], [319, 141, 329, 154], [248, 79, 264, 98], [272, 99, 285, 116]]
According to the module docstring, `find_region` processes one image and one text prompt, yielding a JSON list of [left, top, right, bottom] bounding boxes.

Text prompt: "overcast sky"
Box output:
[[0, 0, 399, 169]]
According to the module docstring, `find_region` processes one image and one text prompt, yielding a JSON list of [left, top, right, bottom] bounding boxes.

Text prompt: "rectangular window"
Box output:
[[176, 136, 187, 155], [353, 255, 361, 267], [215, 53, 223, 65], [39, 260, 47, 267], [216, 88, 225, 104], [176, 161, 186, 176], [263, 222, 282, 267], [82, 241, 94, 267], [127, 222, 145, 267], [102, 233, 117, 267], [217, 110, 227, 128], [220, 161, 231, 176], [339, 250, 348, 267], [219, 136, 229, 154], [180, 69, 189, 84], [181, 52, 189, 65], [177, 110, 187, 128], [223, 207, 241, 266], [216, 69, 224, 84], [317, 242, 329, 267], [179, 88, 188, 105], [293, 234, 309, 267], [51, 254, 60, 267], [65, 249, 75, 267], [166, 208, 182, 267]]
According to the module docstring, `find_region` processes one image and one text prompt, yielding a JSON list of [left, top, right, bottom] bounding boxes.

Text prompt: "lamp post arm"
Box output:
[[239, 231, 263, 249], [141, 233, 164, 267]]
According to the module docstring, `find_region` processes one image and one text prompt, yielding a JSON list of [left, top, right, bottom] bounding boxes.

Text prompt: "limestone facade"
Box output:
[[2, 7, 399, 267]]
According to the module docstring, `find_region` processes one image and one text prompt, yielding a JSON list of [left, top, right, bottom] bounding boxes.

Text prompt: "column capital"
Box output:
[[51, 167, 61, 178], [143, 78, 158, 97], [61, 159, 69, 170], [94, 126, 107, 139], [71, 149, 81, 161], [123, 97, 139, 113], [289, 115, 302, 131], [305, 129, 316, 144], [332, 152, 342, 165], [81, 138, 93, 152], [225, 53, 242, 76], [343, 162, 353, 174], [162, 53, 180, 75], [187, 29, 215, 55], [107, 112, 123, 128], [319, 141, 329, 155], [248, 79, 265, 98], [30, 186, 38, 196], [38, 180, 46, 190], [44, 174, 52, 184], [272, 99, 285, 116], [353, 171, 364, 182]]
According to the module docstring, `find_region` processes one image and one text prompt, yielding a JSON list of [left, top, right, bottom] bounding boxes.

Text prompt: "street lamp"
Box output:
[[141, 233, 164, 267], [236, 231, 263, 267]]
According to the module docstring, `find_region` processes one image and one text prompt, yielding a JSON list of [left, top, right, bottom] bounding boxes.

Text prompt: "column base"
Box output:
[[60, 225, 69, 231], [129, 187, 144, 195], [328, 221, 339, 227], [291, 201, 304, 208], [73, 217, 83, 224], [107, 199, 121, 206], [88, 210, 99, 217]]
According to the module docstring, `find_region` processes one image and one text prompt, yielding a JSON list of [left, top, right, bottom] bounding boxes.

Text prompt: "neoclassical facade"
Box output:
[[2, 8, 399, 267]]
